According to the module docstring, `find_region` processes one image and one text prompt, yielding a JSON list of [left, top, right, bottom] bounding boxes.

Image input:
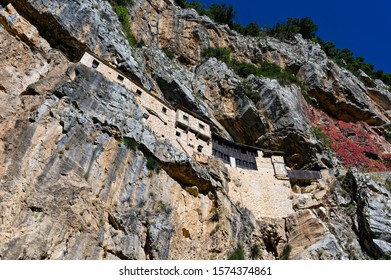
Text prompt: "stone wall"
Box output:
[[80, 52, 145, 95], [79, 52, 213, 160]]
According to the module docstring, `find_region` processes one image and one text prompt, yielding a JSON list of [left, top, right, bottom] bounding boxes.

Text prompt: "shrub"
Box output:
[[174, 0, 187, 8], [122, 137, 139, 150], [250, 244, 260, 259], [113, 5, 142, 47], [312, 126, 333, 148], [258, 62, 301, 86], [162, 47, 175, 59], [385, 124, 391, 144], [155, 200, 166, 213], [201, 47, 231, 63], [385, 180, 391, 192], [146, 156, 160, 172], [228, 245, 245, 260], [236, 80, 260, 103], [280, 244, 292, 260], [231, 60, 261, 78]]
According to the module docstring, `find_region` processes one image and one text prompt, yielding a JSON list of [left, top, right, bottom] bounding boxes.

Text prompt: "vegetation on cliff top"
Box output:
[[176, 0, 391, 86]]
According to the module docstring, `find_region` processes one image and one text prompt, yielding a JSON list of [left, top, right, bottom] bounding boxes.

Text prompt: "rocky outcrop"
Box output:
[[297, 61, 386, 125], [367, 85, 391, 112], [0, 0, 148, 86], [195, 58, 268, 143], [249, 77, 326, 168], [343, 168, 391, 258]]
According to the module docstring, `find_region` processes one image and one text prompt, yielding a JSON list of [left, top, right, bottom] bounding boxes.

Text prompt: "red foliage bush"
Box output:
[[309, 108, 390, 171]]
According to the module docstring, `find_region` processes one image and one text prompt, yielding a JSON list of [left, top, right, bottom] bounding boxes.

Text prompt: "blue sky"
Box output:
[[196, 0, 391, 73]]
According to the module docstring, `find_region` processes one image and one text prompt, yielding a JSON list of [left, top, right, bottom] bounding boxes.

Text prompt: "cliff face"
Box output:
[[0, 0, 390, 260]]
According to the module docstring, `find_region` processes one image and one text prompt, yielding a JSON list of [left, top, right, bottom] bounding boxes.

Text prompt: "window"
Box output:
[[199, 123, 205, 130], [197, 145, 203, 152], [91, 59, 100, 69], [136, 89, 142, 95], [117, 75, 124, 82], [162, 107, 167, 114], [176, 131, 181, 137], [183, 115, 189, 121]]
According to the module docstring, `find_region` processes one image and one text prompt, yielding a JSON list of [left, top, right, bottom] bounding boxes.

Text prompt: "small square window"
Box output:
[[91, 59, 100, 69], [199, 123, 205, 130], [197, 145, 203, 152], [136, 89, 142, 95], [176, 131, 181, 137], [183, 115, 189, 121], [162, 107, 167, 114], [117, 75, 124, 82]]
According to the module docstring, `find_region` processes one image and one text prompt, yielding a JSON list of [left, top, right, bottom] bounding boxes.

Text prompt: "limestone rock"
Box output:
[[185, 186, 199, 197], [343, 168, 391, 258], [297, 61, 385, 125], [296, 234, 349, 260], [0, 0, 149, 87], [285, 210, 328, 257]]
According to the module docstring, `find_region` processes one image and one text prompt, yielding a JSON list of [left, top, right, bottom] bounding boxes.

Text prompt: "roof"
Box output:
[[287, 170, 322, 180], [212, 133, 284, 156]]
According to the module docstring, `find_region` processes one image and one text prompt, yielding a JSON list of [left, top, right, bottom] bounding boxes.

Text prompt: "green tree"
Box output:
[[268, 17, 317, 40], [174, 0, 186, 8], [206, 3, 236, 28], [185, 1, 204, 10], [242, 21, 262, 37], [298, 17, 318, 39], [268, 18, 300, 39]]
